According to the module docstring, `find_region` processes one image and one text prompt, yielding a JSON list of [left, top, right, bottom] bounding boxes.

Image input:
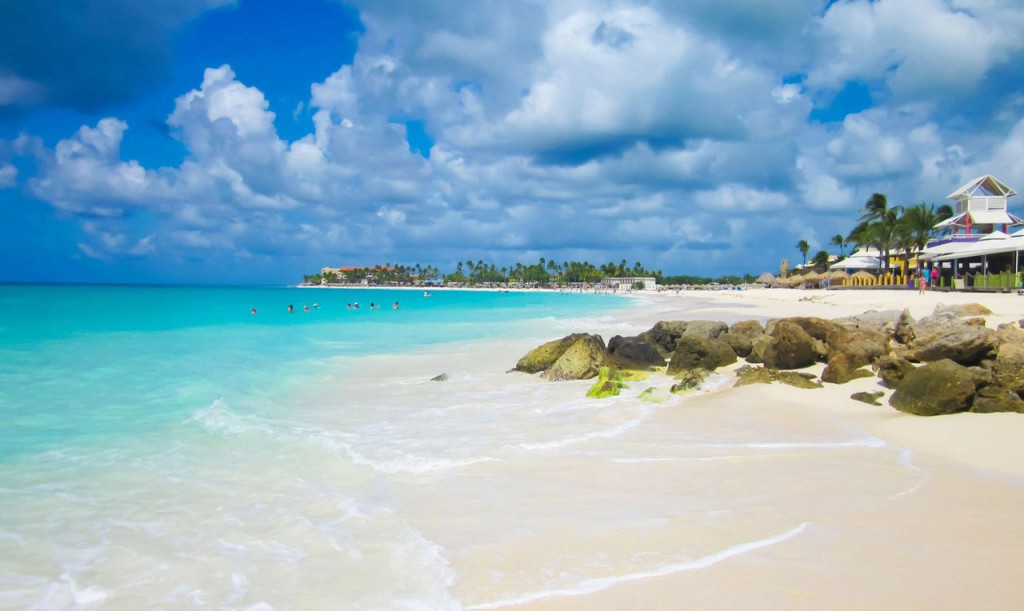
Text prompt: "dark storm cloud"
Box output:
[[0, 0, 232, 111]]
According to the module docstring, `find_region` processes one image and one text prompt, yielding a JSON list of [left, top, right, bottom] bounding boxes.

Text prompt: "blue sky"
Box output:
[[3, 0, 1024, 284]]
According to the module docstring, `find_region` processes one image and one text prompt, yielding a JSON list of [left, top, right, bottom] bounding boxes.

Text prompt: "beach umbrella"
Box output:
[[828, 270, 849, 285], [787, 275, 805, 287], [851, 271, 874, 284], [802, 270, 821, 282], [756, 272, 776, 284]]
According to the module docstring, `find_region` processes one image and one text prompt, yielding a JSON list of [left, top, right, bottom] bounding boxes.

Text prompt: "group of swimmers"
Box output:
[[255, 301, 400, 314]]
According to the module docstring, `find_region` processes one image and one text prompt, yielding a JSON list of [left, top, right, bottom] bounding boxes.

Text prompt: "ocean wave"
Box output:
[[516, 406, 652, 451], [466, 522, 811, 609]]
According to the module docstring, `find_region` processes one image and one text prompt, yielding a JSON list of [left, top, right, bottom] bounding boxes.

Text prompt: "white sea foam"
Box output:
[[516, 407, 652, 451], [466, 522, 811, 609]]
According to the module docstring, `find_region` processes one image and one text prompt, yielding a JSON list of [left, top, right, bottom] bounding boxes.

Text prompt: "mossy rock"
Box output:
[[776, 371, 823, 389], [586, 366, 627, 398], [671, 368, 710, 394], [889, 359, 975, 416], [639, 387, 672, 403], [667, 335, 736, 374], [735, 365, 821, 389], [543, 334, 607, 381], [515, 333, 591, 373], [970, 386, 1024, 413]]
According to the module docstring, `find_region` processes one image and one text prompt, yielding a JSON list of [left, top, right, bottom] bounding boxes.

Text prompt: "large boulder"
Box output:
[[720, 331, 753, 358], [825, 327, 888, 368], [515, 333, 591, 373], [746, 334, 771, 364], [889, 359, 976, 416], [909, 315, 998, 365], [990, 325, 1024, 393], [761, 321, 820, 370], [971, 386, 1024, 413], [637, 321, 689, 357], [606, 335, 666, 370], [730, 320, 765, 340], [934, 302, 993, 318], [833, 309, 903, 334], [543, 334, 607, 381], [667, 335, 737, 374], [784, 317, 845, 344], [682, 320, 728, 339]]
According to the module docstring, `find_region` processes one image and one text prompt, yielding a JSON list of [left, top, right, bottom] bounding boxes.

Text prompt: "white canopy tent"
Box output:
[[830, 254, 881, 271]]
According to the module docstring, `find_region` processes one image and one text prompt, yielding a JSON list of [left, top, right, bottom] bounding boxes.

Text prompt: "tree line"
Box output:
[[304, 259, 758, 287]]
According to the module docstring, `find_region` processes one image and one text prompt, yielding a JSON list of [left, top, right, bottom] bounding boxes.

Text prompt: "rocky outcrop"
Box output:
[[889, 359, 976, 416], [761, 321, 820, 370], [908, 314, 998, 365], [821, 351, 874, 384], [667, 335, 737, 374], [833, 309, 903, 333], [682, 320, 728, 339], [990, 324, 1024, 393], [543, 334, 607, 381], [971, 386, 1024, 413], [515, 333, 593, 373], [517, 306, 1024, 415], [637, 321, 689, 357], [934, 302, 993, 318], [606, 335, 666, 370]]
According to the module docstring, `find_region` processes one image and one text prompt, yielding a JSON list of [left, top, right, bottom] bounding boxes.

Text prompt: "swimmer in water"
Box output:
[[393, 301, 399, 310], [288, 305, 294, 313], [251, 307, 257, 315]]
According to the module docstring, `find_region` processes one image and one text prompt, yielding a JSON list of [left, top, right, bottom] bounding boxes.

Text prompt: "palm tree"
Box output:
[[859, 193, 904, 272], [830, 233, 847, 257], [796, 239, 810, 266]]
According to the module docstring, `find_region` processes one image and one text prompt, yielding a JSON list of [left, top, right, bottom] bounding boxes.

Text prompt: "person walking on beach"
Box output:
[[917, 272, 927, 295], [931, 266, 939, 288]]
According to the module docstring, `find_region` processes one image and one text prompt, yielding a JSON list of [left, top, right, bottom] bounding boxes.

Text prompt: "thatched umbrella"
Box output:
[[788, 274, 806, 287], [802, 270, 821, 282], [828, 270, 849, 286], [756, 272, 776, 284]]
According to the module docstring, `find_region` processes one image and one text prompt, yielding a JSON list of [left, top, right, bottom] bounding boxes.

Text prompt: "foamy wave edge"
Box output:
[[465, 522, 810, 610]]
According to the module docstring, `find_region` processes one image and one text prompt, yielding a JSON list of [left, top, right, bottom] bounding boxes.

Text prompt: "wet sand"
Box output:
[[388, 287, 1024, 609]]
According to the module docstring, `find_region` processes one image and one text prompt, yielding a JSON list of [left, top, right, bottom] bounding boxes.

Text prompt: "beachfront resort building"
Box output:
[[921, 175, 1024, 288], [600, 277, 657, 291], [935, 175, 1022, 235]]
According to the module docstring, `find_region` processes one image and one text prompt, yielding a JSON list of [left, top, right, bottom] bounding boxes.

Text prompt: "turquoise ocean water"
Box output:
[[0, 285, 627, 460], [0, 284, 632, 607]]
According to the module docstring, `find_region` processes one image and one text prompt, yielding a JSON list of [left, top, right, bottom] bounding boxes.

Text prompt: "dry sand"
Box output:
[[474, 287, 1024, 610]]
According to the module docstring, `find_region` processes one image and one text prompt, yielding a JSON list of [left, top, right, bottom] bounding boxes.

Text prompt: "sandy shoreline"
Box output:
[[431, 286, 1024, 609]]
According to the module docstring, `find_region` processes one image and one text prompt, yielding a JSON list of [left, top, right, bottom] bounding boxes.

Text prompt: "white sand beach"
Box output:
[[331, 286, 1024, 610]]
